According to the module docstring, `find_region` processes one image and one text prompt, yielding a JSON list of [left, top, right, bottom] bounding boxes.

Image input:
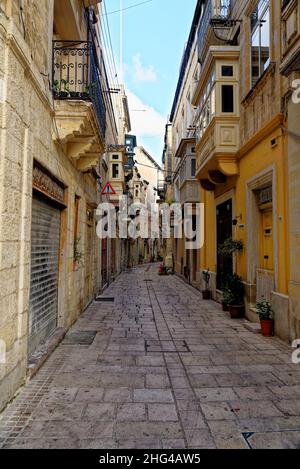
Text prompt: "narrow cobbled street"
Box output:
[[0, 264, 300, 449]]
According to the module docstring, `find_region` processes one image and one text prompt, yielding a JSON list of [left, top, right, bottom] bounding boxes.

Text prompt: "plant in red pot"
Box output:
[[256, 299, 274, 337], [226, 274, 245, 318], [158, 264, 167, 276], [202, 269, 211, 300]]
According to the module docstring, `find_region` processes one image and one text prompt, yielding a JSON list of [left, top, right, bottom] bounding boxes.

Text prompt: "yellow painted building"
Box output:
[[167, 0, 299, 342]]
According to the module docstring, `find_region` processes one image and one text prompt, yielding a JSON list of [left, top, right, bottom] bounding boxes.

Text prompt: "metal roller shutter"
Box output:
[[29, 196, 61, 356]]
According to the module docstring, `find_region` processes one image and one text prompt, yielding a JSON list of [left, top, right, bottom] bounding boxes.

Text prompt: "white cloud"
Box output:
[[126, 89, 166, 162], [131, 54, 157, 83], [127, 89, 165, 138]]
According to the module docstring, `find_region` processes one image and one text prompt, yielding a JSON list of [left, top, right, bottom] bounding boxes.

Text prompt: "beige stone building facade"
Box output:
[[161, 123, 174, 268], [131, 147, 164, 264], [0, 0, 128, 411]]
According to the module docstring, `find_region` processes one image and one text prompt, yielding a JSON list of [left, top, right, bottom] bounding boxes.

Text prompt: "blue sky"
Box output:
[[102, 0, 197, 164]]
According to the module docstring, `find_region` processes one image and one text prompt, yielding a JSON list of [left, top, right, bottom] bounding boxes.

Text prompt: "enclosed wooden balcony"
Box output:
[[175, 138, 200, 204], [193, 47, 240, 191]]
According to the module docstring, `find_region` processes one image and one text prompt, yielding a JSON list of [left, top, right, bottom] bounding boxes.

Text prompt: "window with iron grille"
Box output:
[[259, 186, 273, 205]]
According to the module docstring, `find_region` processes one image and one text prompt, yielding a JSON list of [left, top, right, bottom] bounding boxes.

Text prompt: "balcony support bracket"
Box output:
[[217, 158, 239, 176], [53, 100, 104, 172]]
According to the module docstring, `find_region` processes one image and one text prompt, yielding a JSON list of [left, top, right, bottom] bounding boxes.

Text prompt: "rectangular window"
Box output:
[[112, 154, 119, 160], [191, 159, 196, 177], [112, 164, 119, 179], [251, 0, 270, 87], [168, 151, 172, 179], [222, 85, 234, 113], [186, 93, 192, 128], [222, 65, 233, 77], [196, 69, 217, 144]]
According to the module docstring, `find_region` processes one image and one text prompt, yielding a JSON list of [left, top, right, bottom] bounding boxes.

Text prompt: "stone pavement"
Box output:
[[1, 264, 300, 449]]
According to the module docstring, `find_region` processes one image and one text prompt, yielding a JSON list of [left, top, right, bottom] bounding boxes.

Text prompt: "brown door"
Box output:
[[101, 238, 108, 287], [193, 249, 198, 282], [85, 209, 95, 305], [216, 200, 233, 290], [111, 238, 116, 276]]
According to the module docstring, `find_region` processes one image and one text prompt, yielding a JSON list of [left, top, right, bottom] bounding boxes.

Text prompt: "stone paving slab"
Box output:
[[0, 264, 300, 449]]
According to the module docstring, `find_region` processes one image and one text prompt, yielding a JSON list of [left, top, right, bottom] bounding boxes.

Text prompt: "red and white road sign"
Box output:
[[101, 182, 117, 196]]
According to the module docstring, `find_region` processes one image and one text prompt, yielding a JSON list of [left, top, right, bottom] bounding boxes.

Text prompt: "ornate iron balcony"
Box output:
[[52, 40, 106, 139], [198, 1, 232, 61]]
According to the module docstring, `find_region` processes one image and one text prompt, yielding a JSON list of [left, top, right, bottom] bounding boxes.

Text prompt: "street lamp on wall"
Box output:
[[210, 17, 242, 44]]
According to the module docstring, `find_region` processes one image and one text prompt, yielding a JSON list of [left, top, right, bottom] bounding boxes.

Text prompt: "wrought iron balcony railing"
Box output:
[[52, 40, 106, 139], [198, 0, 231, 60]]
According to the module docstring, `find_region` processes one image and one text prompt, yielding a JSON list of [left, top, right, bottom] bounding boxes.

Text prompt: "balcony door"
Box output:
[[216, 199, 233, 290]]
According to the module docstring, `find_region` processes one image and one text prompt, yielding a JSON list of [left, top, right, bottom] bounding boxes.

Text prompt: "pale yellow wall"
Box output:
[[135, 147, 163, 203], [235, 130, 288, 293]]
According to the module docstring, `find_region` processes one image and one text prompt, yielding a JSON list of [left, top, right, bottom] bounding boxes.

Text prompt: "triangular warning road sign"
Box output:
[[101, 182, 117, 196]]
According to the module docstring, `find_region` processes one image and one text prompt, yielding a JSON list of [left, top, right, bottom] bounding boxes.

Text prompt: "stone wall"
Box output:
[[0, 3, 102, 411]]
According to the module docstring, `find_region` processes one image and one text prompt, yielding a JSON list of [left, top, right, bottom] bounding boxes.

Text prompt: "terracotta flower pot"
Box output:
[[202, 290, 211, 300], [260, 319, 274, 337], [222, 301, 229, 312], [229, 304, 245, 319]]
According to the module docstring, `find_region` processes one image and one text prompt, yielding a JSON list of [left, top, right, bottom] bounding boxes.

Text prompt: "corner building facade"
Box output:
[[0, 0, 121, 411]]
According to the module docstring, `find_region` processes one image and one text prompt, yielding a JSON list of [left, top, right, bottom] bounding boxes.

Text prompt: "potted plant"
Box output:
[[53, 79, 60, 98], [81, 85, 90, 99], [59, 79, 70, 98], [158, 264, 167, 276], [222, 287, 231, 312], [70, 90, 81, 98], [218, 238, 244, 257], [202, 269, 211, 300], [225, 273, 245, 318], [256, 299, 274, 337]]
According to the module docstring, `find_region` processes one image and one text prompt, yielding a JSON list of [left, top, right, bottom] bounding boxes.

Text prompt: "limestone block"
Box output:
[[0, 315, 18, 350], [0, 268, 17, 297], [289, 285, 300, 342], [0, 359, 26, 412], [4, 106, 25, 145], [271, 291, 290, 343], [1, 159, 22, 191], [0, 241, 19, 269], [0, 293, 17, 322], [0, 336, 25, 380], [1, 188, 22, 216], [17, 310, 30, 342], [6, 76, 25, 118], [1, 214, 21, 241]]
